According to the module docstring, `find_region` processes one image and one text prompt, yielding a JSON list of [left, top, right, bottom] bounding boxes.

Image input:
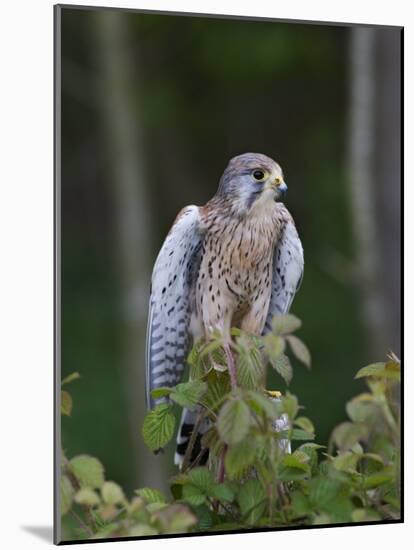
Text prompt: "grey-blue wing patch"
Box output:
[[146, 206, 203, 409], [263, 219, 304, 334]]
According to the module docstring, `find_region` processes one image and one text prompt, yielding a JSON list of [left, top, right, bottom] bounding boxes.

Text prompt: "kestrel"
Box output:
[[146, 152, 304, 465]]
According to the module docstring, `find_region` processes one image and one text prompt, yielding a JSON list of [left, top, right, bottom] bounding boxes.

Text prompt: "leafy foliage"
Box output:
[[61, 316, 400, 540]]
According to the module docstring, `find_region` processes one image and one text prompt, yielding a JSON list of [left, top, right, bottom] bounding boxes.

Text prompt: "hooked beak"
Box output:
[[269, 179, 288, 199], [278, 181, 288, 196]]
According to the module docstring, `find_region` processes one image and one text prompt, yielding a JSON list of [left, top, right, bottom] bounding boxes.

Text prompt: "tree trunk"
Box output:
[[93, 10, 166, 490], [348, 27, 401, 359]]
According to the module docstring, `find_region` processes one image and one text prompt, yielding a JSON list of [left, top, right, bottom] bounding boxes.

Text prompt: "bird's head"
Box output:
[[216, 152, 287, 215]]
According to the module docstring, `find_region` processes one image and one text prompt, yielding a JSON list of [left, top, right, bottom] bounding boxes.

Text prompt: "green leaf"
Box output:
[[332, 451, 360, 472], [201, 370, 231, 412], [129, 525, 159, 536], [61, 390, 72, 416], [182, 484, 206, 506], [281, 453, 310, 472], [294, 416, 314, 433], [290, 491, 311, 518], [355, 362, 387, 379], [269, 353, 292, 385], [363, 468, 394, 489], [61, 371, 80, 386], [142, 403, 176, 452], [346, 395, 379, 424], [60, 475, 74, 515], [290, 428, 315, 440], [101, 481, 125, 505], [209, 483, 235, 502], [352, 508, 381, 522], [271, 313, 302, 335], [263, 333, 285, 360], [170, 380, 207, 409], [245, 390, 282, 420], [286, 335, 311, 368], [92, 523, 120, 539], [281, 393, 299, 421], [331, 421, 369, 451], [326, 496, 354, 522], [74, 487, 100, 507], [225, 439, 257, 478], [188, 467, 214, 492], [237, 479, 266, 525], [235, 337, 265, 390], [135, 487, 167, 504], [150, 387, 172, 399], [194, 504, 213, 530], [69, 455, 105, 489], [217, 398, 250, 445], [308, 476, 342, 509]]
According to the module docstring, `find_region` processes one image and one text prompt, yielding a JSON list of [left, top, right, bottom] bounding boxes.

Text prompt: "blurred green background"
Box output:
[[59, 7, 401, 498]]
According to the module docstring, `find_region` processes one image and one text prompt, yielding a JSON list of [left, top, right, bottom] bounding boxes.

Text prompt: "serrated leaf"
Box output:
[[75, 487, 100, 507], [135, 487, 167, 504], [286, 335, 311, 368], [269, 353, 292, 385], [217, 398, 250, 445], [225, 439, 257, 478], [201, 370, 231, 412], [182, 484, 206, 506], [235, 337, 265, 390], [61, 390, 72, 416], [142, 403, 176, 452], [237, 479, 266, 525], [60, 475, 74, 515], [271, 314, 302, 335], [170, 380, 207, 409], [101, 481, 125, 505], [209, 483, 235, 502], [69, 455, 105, 489], [188, 467, 214, 492], [194, 504, 213, 530], [199, 339, 224, 360]]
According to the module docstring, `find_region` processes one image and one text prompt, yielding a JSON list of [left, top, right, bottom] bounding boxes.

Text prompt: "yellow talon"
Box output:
[[265, 390, 282, 398]]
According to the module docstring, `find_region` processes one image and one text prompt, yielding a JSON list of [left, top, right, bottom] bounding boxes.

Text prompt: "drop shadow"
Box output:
[[22, 526, 54, 543]]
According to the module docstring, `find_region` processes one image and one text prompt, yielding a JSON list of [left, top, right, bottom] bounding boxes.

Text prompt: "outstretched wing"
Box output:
[[263, 218, 304, 334], [146, 205, 203, 409]]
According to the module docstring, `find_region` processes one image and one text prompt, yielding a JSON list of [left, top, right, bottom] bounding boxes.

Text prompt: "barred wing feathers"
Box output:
[[263, 218, 304, 333], [146, 206, 203, 409]]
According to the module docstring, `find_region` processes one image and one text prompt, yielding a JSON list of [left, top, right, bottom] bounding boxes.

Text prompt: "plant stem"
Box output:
[[224, 344, 237, 389]]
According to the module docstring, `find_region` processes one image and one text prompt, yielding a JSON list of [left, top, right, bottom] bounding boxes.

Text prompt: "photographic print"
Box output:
[[55, 4, 402, 544]]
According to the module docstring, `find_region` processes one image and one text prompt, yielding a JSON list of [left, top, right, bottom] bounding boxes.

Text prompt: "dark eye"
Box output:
[[253, 170, 265, 181]]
